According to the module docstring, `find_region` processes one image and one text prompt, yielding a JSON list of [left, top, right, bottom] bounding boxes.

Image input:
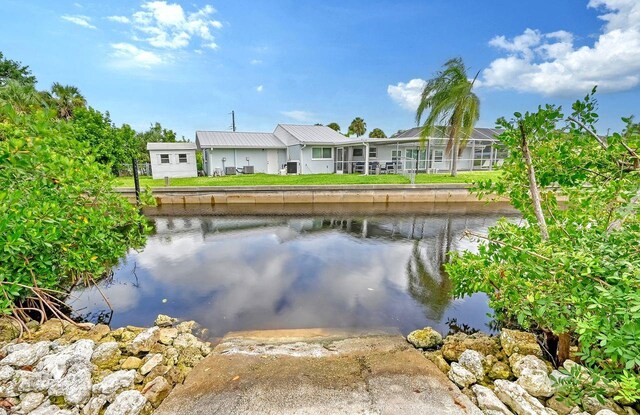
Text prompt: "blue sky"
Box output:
[[1, 0, 639, 139]]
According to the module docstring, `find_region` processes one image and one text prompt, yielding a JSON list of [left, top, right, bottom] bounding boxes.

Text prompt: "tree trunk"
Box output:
[[450, 140, 459, 177], [519, 123, 549, 241], [557, 333, 571, 365]]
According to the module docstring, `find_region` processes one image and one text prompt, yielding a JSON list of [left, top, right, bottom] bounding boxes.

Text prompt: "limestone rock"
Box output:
[[493, 379, 556, 415], [500, 329, 542, 358], [512, 355, 550, 378], [176, 346, 204, 367], [38, 339, 95, 380], [0, 341, 51, 367], [140, 354, 163, 375], [458, 349, 485, 379], [92, 370, 136, 399], [127, 327, 159, 355], [176, 321, 197, 334], [582, 396, 624, 415], [32, 319, 65, 341], [83, 395, 108, 415], [489, 361, 512, 380], [121, 356, 143, 370], [442, 332, 501, 362], [85, 324, 111, 342], [15, 369, 52, 393], [423, 350, 450, 373], [157, 328, 179, 346], [91, 342, 121, 369], [448, 362, 477, 388], [142, 376, 171, 407], [0, 377, 17, 397], [144, 365, 170, 383], [516, 368, 555, 398], [0, 365, 15, 382], [595, 411, 618, 415], [19, 391, 46, 412], [546, 395, 575, 415], [406, 327, 443, 349], [172, 333, 200, 350], [48, 362, 93, 406], [104, 390, 147, 415], [472, 384, 514, 415], [154, 315, 177, 328], [0, 318, 20, 342]]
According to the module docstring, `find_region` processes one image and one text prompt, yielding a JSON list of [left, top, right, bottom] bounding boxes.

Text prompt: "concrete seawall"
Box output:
[[115, 184, 508, 205]]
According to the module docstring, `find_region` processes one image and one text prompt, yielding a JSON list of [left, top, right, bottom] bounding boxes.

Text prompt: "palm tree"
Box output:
[[369, 128, 387, 138], [416, 57, 480, 177], [348, 117, 366, 137], [47, 82, 87, 120], [327, 122, 341, 132], [0, 80, 45, 114]]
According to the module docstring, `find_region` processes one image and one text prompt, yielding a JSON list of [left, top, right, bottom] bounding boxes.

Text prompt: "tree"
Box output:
[[46, 82, 87, 120], [416, 57, 480, 177], [446, 90, 640, 403], [135, 122, 180, 162], [348, 117, 366, 137], [0, 80, 45, 114], [369, 128, 387, 138], [327, 122, 341, 132], [0, 51, 36, 86]]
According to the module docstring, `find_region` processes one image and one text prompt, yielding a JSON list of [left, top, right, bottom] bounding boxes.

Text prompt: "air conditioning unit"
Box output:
[[224, 166, 237, 175], [243, 166, 255, 174], [287, 161, 298, 174]]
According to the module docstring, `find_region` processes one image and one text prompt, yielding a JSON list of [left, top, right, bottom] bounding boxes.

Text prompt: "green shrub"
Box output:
[[0, 105, 147, 322]]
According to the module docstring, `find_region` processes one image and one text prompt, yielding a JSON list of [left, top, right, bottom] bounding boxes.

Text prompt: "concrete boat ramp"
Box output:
[[155, 328, 482, 415]]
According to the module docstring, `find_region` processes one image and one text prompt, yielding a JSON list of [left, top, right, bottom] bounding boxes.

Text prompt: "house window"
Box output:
[[368, 147, 377, 158], [178, 153, 188, 163], [433, 150, 444, 163], [160, 154, 170, 164], [353, 148, 363, 157], [391, 150, 402, 161], [312, 147, 332, 159]]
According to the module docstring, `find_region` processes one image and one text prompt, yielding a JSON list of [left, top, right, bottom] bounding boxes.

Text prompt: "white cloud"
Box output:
[[114, 1, 223, 50], [109, 43, 164, 69], [107, 15, 130, 24], [61, 14, 96, 29], [479, 0, 640, 96], [256, 85, 264, 93], [250, 59, 263, 65], [281, 110, 315, 122], [387, 78, 426, 111]]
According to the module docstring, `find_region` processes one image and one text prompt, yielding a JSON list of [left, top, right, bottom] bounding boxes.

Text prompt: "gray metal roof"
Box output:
[[277, 124, 347, 144], [147, 142, 197, 150], [392, 127, 504, 140], [196, 131, 286, 149]]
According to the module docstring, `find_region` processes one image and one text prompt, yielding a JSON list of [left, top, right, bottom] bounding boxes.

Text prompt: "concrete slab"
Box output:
[[155, 328, 481, 415]]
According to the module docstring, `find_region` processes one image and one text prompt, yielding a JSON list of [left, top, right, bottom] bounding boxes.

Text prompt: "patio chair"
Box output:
[[385, 161, 396, 174], [369, 161, 379, 174], [354, 162, 365, 174]]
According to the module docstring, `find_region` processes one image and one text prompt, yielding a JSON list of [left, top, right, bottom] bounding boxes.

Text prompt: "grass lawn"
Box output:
[[113, 171, 500, 187]]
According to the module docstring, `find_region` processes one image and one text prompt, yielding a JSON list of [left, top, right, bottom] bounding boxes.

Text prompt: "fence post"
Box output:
[[132, 157, 141, 206]]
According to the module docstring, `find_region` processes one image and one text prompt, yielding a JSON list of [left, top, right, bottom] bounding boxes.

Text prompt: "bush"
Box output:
[[445, 90, 640, 401], [0, 105, 147, 324]]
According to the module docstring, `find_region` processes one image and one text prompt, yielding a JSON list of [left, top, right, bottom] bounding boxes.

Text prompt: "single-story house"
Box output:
[[147, 142, 198, 179], [196, 124, 506, 176]]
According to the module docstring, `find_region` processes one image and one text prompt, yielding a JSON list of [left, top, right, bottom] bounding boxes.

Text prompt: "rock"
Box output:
[[511, 355, 550, 378], [176, 321, 197, 334], [165, 366, 187, 385], [423, 350, 450, 373], [158, 328, 179, 345], [91, 342, 121, 369], [140, 353, 163, 375], [121, 356, 143, 370], [142, 376, 171, 407], [0, 365, 15, 382], [85, 324, 111, 342], [29, 402, 61, 415], [37, 339, 94, 379], [461, 387, 478, 406], [458, 349, 485, 379], [406, 327, 443, 349], [155, 315, 177, 328], [595, 411, 618, 415], [176, 346, 204, 367], [172, 333, 200, 350], [0, 318, 20, 342], [472, 384, 514, 415], [442, 332, 501, 362], [144, 365, 170, 383], [92, 370, 136, 399], [0, 341, 51, 367], [546, 395, 575, 415], [127, 327, 159, 355], [448, 362, 477, 388], [0, 377, 17, 397], [550, 370, 569, 384], [162, 347, 179, 366], [15, 369, 52, 393], [48, 362, 93, 405], [489, 361, 512, 380], [19, 391, 46, 412], [500, 329, 542, 358], [83, 395, 108, 415], [32, 319, 65, 341], [104, 390, 147, 415], [582, 396, 624, 415], [516, 368, 555, 398], [493, 379, 556, 415]]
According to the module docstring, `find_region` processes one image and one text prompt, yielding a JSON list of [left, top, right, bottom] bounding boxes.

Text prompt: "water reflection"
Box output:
[[69, 205, 515, 337]]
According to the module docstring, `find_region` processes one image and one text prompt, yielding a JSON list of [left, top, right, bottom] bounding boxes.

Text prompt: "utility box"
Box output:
[[287, 161, 298, 174], [243, 166, 255, 174], [224, 166, 237, 175]]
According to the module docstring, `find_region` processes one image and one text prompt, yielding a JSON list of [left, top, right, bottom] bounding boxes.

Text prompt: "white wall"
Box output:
[[301, 146, 335, 174], [149, 150, 197, 179], [207, 148, 286, 174]]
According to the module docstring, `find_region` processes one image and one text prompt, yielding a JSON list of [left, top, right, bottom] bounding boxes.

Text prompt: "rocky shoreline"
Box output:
[[0, 315, 211, 414], [407, 327, 639, 415]]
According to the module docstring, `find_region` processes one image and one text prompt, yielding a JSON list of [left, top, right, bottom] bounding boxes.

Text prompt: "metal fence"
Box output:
[[116, 162, 152, 177]]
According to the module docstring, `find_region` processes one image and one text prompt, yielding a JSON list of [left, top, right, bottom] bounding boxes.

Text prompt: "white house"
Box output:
[[195, 125, 506, 176], [147, 142, 198, 179]]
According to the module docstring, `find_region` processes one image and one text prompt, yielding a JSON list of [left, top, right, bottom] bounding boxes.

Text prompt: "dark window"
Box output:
[[353, 148, 363, 157], [160, 154, 170, 164], [178, 153, 188, 163]]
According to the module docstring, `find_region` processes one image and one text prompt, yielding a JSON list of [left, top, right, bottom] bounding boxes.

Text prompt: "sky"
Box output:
[[1, 0, 639, 139]]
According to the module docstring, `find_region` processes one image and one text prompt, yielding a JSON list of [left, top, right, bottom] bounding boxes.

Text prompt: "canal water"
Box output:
[[70, 203, 518, 338]]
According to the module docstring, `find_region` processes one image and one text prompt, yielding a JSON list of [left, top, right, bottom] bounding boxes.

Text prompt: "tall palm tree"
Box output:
[[416, 57, 480, 177], [348, 117, 367, 137], [327, 122, 341, 132], [47, 82, 86, 120], [369, 128, 387, 138]]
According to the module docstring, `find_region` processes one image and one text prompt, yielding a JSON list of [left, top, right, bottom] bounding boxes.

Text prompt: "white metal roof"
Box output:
[[196, 131, 286, 149], [276, 124, 347, 144], [147, 142, 197, 151], [392, 127, 503, 141]]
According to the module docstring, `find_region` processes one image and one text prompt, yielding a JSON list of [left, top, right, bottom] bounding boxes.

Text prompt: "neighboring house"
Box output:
[[195, 124, 506, 175], [147, 142, 198, 179]]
